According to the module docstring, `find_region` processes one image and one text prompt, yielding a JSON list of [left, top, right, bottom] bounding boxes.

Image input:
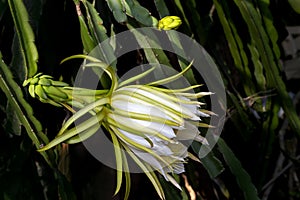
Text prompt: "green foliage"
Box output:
[[1, 0, 299, 199], [8, 0, 38, 79], [0, 52, 51, 164], [232, 0, 300, 135], [218, 138, 260, 200]]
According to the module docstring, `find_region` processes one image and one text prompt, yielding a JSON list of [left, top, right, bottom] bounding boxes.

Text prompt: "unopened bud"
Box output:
[[158, 16, 182, 30]]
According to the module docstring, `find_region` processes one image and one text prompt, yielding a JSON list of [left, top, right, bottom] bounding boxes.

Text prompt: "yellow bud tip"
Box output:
[[158, 16, 182, 30]]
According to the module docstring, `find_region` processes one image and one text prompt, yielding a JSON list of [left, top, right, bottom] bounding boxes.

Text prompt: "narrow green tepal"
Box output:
[[8, 0, 38, 79]]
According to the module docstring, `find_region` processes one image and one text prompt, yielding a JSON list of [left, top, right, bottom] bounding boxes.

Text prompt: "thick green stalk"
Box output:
[[8, 0, 38, 79], [0, 52, 54, 168], [233, 0, 300, 136], [213, 0, 255, 96]]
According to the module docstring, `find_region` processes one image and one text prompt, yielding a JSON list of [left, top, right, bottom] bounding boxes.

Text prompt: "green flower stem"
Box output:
[[57, 97, 108, 136], [38, 111, 105, 151]]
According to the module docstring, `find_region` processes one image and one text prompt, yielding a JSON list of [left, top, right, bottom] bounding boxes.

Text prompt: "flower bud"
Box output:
[[158, 16, 182, 30]]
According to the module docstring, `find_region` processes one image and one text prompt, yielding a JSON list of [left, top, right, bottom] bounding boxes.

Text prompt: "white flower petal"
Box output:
[[112, 99, 153, 115], [196, 110, 210, 117], [153, 144, 173, 156], [108, 114, 157, 140], [112, 94, 184, 125], [117, 128, 152, 148], [194, 135, 209, 145], [178, 98, 208, 120], [152, 140, 173, 156], [120, 87, 178, 110], [167, 142, 188, 158], [110, 109, 176, 139], [112, 99, 176, 123], [117, 128, 174, 156], [172, 162, 185, 174], [176, 122, 199, 141], [129, 147, 169, 179], [151, 122, 176, 138], [129, 118, 176, 139], [119, 87, 199, 120]]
